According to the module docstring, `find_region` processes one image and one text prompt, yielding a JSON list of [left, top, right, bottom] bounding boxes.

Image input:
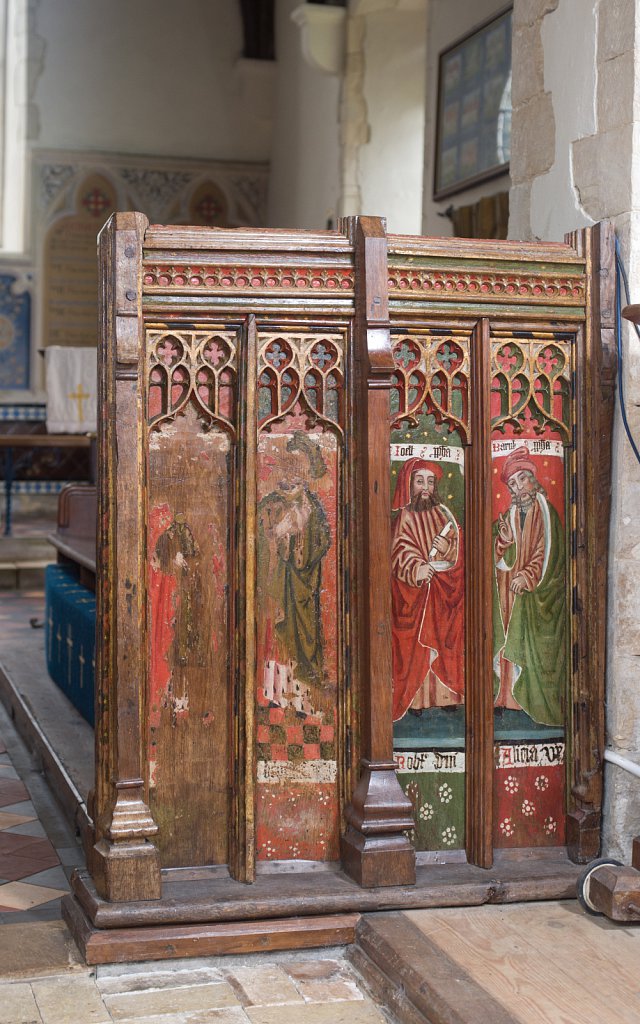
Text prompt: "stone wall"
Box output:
[[511, 0, 640, 859]]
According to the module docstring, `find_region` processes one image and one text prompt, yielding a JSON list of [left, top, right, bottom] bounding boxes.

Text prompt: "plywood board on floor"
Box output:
[[405, 901, 640, 1024]]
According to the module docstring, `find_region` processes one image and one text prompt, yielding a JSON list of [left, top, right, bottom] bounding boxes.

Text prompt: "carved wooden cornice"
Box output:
[[142, 263, 355, 295], [387, 266, 585, 306]]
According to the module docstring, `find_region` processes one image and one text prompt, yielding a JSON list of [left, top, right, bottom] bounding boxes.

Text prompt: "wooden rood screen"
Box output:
[[88, 214, 614, 908]]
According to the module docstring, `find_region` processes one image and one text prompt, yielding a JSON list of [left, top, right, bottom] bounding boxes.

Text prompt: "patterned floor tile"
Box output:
[[0, 881, 68, 910], [0, 811, 36, 830], [1, 858, 59, 882], [0, 800, 38, 816], [0, 832, 40, 854], [20, 866, 69, 890], [3, 833, 55, 854], [5, 820, 46, 837], [0, 779, 30, 807]]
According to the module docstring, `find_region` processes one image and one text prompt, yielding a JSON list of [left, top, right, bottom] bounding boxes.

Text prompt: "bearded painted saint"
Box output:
[[493, 446, 566, 727], [259, 475, 331, 692], [391, 458, 465, 721]]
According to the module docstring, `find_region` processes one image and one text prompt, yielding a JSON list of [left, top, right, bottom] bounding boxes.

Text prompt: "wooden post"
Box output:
[[230, 315, 257, 882], [465, 318, 494, 869], [92, 212, 162, 901], [340, 216, 416, 888], [566, 220, 616, 862]]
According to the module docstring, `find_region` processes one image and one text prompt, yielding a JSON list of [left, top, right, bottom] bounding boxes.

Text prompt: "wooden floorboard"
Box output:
[[353, 912, 518, 1024], [405, 902, 640, 1024]]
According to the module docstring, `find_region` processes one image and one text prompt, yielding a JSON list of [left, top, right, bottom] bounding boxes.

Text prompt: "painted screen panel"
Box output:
[[390, 330, 469, 851], [255, 332, 344, 861], [146, 329, 236, 867], [490, 330, 571, 847]]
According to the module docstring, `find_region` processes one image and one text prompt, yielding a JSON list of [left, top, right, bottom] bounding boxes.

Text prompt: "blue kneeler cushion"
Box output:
[[45, 563, 95, 726]]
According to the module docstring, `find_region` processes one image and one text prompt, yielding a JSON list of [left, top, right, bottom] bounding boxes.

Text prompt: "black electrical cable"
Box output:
[[614, 234, 640, 468]]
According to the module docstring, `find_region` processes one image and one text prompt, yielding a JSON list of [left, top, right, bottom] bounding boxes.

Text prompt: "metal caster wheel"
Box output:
[[577, 858, 624, 915]]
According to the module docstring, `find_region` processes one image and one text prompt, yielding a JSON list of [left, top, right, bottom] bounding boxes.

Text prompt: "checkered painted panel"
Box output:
[[0, 405, 46, 420], [11, 480, 69, 495], [256, 703, 336, 764]]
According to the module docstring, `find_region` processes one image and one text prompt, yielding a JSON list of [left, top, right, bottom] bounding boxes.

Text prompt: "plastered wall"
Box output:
[[358, 3, 427, 235], [267, 0, 341, 230], [511, 0, 640, 859], [30, 0, 272, 163], [268, 0, 427, 235]]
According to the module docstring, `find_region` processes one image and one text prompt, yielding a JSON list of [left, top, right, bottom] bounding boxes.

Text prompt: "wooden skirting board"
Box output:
[[63, 852, 581, 964]]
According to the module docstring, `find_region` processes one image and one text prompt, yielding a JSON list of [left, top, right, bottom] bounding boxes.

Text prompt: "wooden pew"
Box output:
[[45, 484, 97, 725]]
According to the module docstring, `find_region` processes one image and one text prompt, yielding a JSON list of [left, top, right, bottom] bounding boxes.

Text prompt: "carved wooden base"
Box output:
[[340, 828, 415, 889], [341, 761, 416, 887], [566, 809, 601, 864], [92, 839, 162, 903], [589, 864, 640, 922], [64, 852, 579, 964]]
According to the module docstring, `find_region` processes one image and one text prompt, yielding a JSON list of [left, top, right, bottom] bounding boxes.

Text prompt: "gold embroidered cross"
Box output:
[[68, 384, 90, 422]]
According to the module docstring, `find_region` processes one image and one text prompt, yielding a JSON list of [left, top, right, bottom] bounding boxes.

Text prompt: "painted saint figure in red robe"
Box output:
[[391, 458, 465, 721]]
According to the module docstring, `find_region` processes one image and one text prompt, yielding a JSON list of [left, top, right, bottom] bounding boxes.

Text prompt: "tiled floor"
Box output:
[[0, 707, 83, 923], [0, 581, 85, 925]]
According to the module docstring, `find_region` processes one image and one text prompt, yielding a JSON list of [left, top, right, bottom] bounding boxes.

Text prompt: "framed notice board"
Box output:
[[434, 6, 512, 200]]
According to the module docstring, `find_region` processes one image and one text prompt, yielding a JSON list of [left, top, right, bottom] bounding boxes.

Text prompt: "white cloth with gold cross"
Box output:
[[45, 346, 97, 433]]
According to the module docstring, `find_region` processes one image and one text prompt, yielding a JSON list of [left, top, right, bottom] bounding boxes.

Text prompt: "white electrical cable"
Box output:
[[604, 748, 640, 780]]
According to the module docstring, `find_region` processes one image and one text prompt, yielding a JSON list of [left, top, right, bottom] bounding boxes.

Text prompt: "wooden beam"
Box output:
[[62, 895, 359, 965]]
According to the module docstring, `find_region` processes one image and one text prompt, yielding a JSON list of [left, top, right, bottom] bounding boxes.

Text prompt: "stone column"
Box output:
[[510, 0, 640, 860]]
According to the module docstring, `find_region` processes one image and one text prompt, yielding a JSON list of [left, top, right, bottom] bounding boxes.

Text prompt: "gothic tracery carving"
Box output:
[[147, 329, 238, 432], [257, 332, 345, 433], [491, 330, 573, 439], [390, 330, 470, 442]]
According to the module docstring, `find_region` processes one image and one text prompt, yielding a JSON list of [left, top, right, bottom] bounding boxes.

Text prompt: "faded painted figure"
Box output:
[[259, 434, 331, 713], [391, 458, 465, 720], [152, 513, 205, 670], [493, 447, 566, 726]]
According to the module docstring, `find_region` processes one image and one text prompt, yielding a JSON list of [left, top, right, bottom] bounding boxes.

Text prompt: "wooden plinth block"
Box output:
[[341, 828, 415, 889], [62, 894, 359, 966], [92, 839, 162, 903], [341, 761, 416, 888], [566, 809, 601, 864], [588, 864, 640, 922]]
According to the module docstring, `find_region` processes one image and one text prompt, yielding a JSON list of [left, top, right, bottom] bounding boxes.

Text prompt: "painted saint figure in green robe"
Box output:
[[258, 434, 331, 703], [493, 446, 566, 727]]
